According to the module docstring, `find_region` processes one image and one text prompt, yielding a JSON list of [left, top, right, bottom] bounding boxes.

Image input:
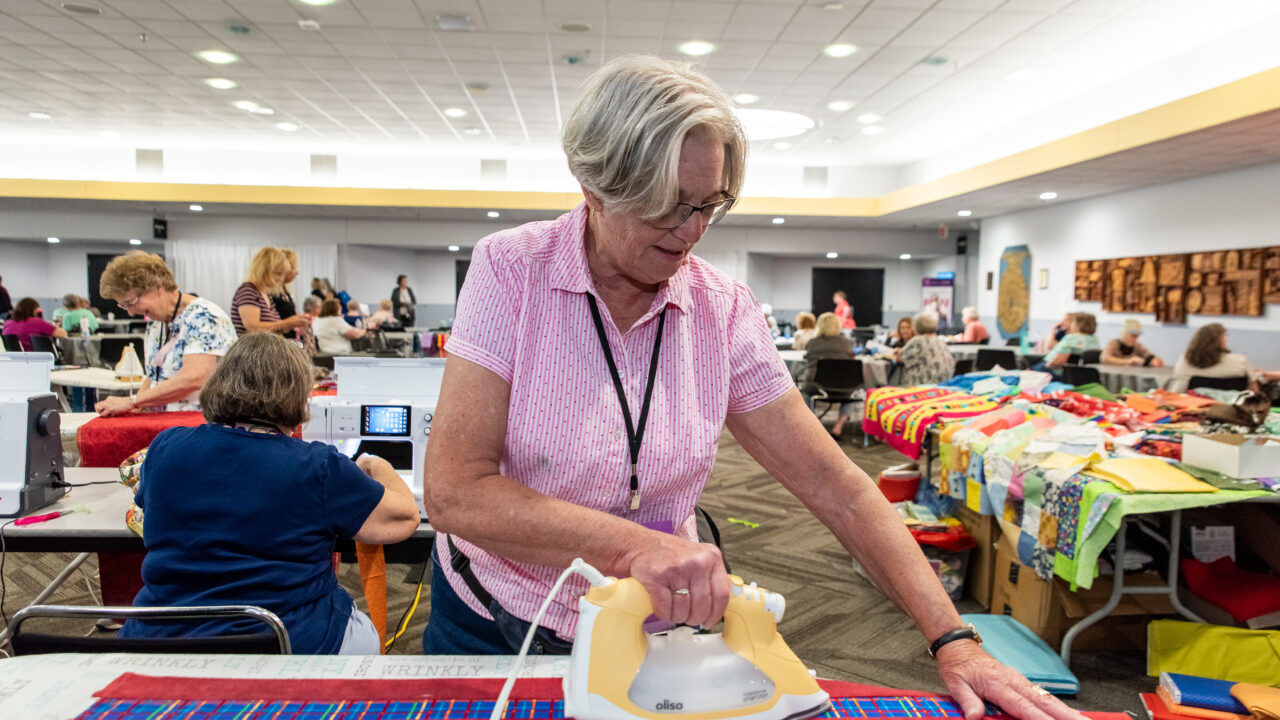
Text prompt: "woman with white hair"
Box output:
[[900, 312, 956, 385], [418, 55, 1076, 720], [949, 306, 990, 344]]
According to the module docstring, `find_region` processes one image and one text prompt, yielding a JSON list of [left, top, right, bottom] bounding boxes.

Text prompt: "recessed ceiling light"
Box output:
[[248, 106, 274, 115], [823, 43, 857, 58], [463, 126, 482, 135], [1039, 191, 1058, 200], [437, 14, 475, 31], [232, 100, 258, 111], [297, 0, 338, 5], [443, 107, 468, 118], [772, 141, 792, 150], [196, 50, 238, 64], [733, 93, 759, 105], [28, 111, 51, 120], [1007, 70, 1036, 83], [823, 3, 844, 10], [60, 3, 101, 15], [447, 245, 461, 252], [298, 19, 321, 31], [735, 108, 814, 141], [826, 100, 854, 112], [487, 211, 500, 218], [826, 252, 839, 259], [678, 40, 715, 56], [276, 122, 298, 132], [189, 204, 203, 212], [204, 78, 237, 90], [899, 253, 912, 260], [856, 113, 881, 124], [47, 236, 61, 244], [129, 238, 142, 245], [772, 217, 786, 224], [860, 125, 884, 136], [957, 210, 973, 217], [560, 21, 591, 32]]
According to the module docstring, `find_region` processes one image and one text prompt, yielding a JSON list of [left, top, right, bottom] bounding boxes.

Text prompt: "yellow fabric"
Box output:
[[1084, 458, 1217, 493], [1231, 683, 1280, 720], [1148, 620, 1280, 686]]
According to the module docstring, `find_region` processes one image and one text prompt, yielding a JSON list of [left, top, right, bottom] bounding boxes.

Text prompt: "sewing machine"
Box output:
[[301, 357, 446, 519], [0, 352, 68, 517]]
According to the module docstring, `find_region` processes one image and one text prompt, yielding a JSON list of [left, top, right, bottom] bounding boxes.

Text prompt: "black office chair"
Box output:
[[810, 358, 863, 423], [953, 358, 975, 376], [1062, 365, 1101, 387], [1, 334, 21, 352], [1187, 375, 1248, 392], [98, 337, 144, 367], [1066, 353, 1084, 365], [976, 348, 1017, 372], [9, 604, 291, 656], [1005, 337, 1021, 347], [1081, 349, 1102, 365], [312, 353, 336, 370], [850, 328, 876, 347], [28, 334, 65, 364], [974, 337, 990, 346]]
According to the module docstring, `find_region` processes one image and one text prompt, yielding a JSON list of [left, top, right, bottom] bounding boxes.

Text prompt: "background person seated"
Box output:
[[59, 293, 99, 334], [314, 298, 365, 354], [1170, 323, 1280, 392], [367, 300, 396, 329], [949, 306, 989, 344], [791, 311, 817, 350], [2, 297, 66, 350], [799, 312, 858, 440], [117, 333, 419, 655], [885, 316, 915, 349], [1036, 312, 1099, 376], [1102, 319, 1162, 367], [898, 312, 955, 386], [343, 299, 365, 327]]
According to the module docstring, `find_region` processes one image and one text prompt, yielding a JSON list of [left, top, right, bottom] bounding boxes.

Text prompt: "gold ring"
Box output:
[[674, 588, 690, 596], [1033, 685, 1050, 696]]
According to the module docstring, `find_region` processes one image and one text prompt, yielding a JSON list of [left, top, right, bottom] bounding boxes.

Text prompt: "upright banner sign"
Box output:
[[998, 245, 1031, 339], [921, 278, 954, 330]]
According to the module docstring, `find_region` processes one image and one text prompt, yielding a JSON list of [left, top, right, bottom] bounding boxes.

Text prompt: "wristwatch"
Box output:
[[928, 624, 982, 658]]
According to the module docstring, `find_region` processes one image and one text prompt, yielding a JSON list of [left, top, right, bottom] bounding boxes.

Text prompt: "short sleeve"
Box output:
[[317, 446, 387, 537], [726, 284, 794, 414], [181, 303, 235, 357], [37, 318, 57, 335], [445, 239, 521, 383]]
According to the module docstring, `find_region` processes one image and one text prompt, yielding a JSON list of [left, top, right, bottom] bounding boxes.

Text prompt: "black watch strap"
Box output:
[[928, 623, 982, 658]]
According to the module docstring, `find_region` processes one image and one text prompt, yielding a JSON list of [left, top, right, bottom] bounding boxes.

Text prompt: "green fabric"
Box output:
[[1070, 382, 1116, 401], [1178, 463, 1270, 492], [1148, 619, 1280, 685], [1070, 488, 1273, 589], [1054, 479, 1117, 586]]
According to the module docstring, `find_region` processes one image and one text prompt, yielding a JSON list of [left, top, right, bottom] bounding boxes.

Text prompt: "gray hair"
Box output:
[[961, 306, 978, 321], [200, 333, 312, 428], [302, 295, 322, 313], [912, 312, 938, 335], [562, 55, 747, 220]]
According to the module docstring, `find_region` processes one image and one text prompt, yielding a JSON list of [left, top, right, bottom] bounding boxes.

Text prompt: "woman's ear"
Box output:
[[581, 186, 604, 212]]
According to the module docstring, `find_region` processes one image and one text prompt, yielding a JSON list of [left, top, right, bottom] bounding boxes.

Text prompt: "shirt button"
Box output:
[[613, 428, 623, 440]]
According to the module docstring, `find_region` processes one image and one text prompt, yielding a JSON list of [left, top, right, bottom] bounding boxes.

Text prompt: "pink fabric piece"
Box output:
[[439, 203, 794, 639]]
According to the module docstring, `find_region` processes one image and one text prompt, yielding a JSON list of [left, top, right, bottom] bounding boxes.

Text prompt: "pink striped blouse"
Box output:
[[439, 203, 793, 639]]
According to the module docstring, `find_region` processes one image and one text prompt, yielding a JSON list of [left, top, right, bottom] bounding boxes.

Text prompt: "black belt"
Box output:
[[445, 534, 493, 608]]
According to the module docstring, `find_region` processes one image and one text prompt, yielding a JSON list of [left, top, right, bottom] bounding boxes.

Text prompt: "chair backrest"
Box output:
[[9, 604, 291, 656], [1066, 353, 1083, 365], [28, 334, 62, 363], [99, 337, 144, 368], [2, 334, 23, 352], [1081, 349, 1102, 364], [850, 328, 876, 347], [813, 358, 863, 393], [312, 353, 335, 370], [1005, 337, 1021, 347], [975, 348, 1017, 372], [1188, 375, 1248, 392], [953, 358, 975, 376], [1062, 365, 1101, 387]]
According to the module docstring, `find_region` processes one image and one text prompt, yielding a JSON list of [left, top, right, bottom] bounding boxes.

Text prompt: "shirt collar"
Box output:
[[549, 202, 692, 315]]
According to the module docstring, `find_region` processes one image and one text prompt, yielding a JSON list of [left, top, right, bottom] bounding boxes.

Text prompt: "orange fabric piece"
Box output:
[[1126, 395, 1160, 414], [1231, 683, 1280, 720], [357, 542, 388, 651]]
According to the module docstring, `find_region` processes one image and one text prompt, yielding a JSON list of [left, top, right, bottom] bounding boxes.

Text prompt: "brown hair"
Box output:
[[1185, 323, 1227, 369], [246, 247, 288, 294], [99, 251, 177, 298], [11, 297, 39, 322], [320, 298, 342, 317], [795, 312, 816, 330], [201, 332, 312, 428], [62, 293, 80, 309], [815, 312, 841, 337], [1073, 312, 1097, 335]]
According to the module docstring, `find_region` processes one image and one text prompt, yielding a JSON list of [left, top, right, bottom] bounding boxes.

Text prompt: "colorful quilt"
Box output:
[[862, 386, 1000, 459]]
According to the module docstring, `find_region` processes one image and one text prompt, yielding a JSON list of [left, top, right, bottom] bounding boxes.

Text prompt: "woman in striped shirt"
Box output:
[[229, 247, 311, 337]]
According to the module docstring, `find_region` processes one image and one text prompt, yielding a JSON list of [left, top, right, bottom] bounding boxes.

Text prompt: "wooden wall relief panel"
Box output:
[[1265, 247, 1280, 305], [1155, 254, 1187, 323], [1074, 260, 1104, 302], [1073, 247, 1271, 321]]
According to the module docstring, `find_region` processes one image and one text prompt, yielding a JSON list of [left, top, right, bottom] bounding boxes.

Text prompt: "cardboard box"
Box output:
[[990, 535, 1174, 651], [1182, 434, 1280, 479], [954, 504, 997, 609]]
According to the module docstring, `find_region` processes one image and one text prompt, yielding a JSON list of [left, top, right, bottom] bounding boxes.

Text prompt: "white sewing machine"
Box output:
[[0, 352, 68, 517], [301, 357, 445, 519]]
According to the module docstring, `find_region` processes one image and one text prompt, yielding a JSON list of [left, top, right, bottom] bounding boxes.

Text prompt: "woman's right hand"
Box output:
[[626, 534, 731, 629]]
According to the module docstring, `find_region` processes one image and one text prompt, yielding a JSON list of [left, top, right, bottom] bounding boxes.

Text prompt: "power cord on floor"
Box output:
[[56, 480, 118, 487], [382, 575, 424, 653]]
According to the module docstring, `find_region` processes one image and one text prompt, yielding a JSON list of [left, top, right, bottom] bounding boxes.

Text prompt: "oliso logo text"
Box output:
[[656, 700, 685, 711]]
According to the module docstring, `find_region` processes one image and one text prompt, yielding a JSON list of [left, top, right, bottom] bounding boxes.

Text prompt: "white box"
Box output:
[[1190, 526, 1235, 562], [1182, 434, 1280, 479]]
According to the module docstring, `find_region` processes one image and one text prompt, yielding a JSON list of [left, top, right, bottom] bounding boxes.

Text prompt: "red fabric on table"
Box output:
[[76, 412, 205, 468], [1181, 556, 1280, 622]]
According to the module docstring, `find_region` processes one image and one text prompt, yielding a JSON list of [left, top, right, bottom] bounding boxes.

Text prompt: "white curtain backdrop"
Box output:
[[164, 241, 338, 315]]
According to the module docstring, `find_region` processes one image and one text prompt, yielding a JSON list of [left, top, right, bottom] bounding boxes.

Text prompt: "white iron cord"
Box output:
[[488, 558, 610, 720]]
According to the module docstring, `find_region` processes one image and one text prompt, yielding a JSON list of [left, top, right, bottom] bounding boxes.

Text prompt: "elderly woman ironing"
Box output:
[[423, 56, 1082, 720]]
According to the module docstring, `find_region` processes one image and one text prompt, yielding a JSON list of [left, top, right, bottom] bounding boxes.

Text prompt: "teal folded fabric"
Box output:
[[962, 614, 1079, 695]]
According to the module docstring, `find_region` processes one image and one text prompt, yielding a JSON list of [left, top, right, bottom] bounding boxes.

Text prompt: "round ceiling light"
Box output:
[[678, 40, 715, 56], [957, 210, 973, 217], [823, 43, 857, 58], [28, 111, 51, 120], [826, 100, 854, 112], [860, 125, 884, 136], [1039, 191, 1058, 200], [856, 113, 881, 124], [826, 252, 839, 259], [772, 218, 786, 224], [733, 93, 759, 105], [899, 253, 912, 260], [443, 107, 468, 118], [735, 108, 814, 141], [204, 78, 237, 90], [297, 0, 339, 5], [196, 50, 238, 64], [276, 122, 298, 132]]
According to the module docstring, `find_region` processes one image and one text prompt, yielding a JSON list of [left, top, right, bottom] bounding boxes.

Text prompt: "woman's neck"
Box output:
[[583, 216, 658, 312]]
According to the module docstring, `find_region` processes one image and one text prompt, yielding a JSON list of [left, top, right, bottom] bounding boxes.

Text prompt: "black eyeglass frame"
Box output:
[[649, 194, 736, 230]]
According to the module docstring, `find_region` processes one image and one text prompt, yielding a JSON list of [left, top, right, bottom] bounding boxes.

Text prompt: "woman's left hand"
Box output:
[[937, 641, 1086, 720], [95, 396, 136, 416]]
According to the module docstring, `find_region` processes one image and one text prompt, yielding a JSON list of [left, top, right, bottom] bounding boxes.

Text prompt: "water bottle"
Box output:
[[1019, 332, 1029, 355], [80, 316, 90, 337]]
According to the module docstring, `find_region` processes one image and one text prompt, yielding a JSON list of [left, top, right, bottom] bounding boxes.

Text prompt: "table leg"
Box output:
[[1165, 510, 1208, 624], [1061, 519, 1128, 666], [0, 551, 92, 647], [923, 429, 934, 487]]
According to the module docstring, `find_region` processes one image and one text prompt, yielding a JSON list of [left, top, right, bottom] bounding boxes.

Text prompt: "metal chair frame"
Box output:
[[8, 604, 291, 656]]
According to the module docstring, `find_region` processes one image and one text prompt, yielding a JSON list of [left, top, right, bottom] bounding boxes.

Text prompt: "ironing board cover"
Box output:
[[75, 674, 1126, 720], [862, 386, 1000, 460]]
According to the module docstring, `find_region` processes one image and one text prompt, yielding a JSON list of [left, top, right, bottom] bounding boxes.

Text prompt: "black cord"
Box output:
[[0, 518, 16, 627], [58, 480, 118, 487]]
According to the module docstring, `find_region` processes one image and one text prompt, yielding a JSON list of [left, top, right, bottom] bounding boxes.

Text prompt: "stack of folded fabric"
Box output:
[[1181, 557, 1280, 629], [1142, 673, 1280, 720]]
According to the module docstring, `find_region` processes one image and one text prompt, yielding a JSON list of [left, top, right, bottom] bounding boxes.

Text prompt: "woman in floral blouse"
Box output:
[[898, 312, 955, 386], [94, 251, 237, 415]]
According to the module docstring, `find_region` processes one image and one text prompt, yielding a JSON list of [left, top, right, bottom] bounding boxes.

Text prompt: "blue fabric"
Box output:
[[119, 424, 385, 654]]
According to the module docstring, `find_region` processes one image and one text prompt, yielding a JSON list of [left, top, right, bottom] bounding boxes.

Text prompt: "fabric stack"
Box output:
[[1142, 673, 1280, 720]]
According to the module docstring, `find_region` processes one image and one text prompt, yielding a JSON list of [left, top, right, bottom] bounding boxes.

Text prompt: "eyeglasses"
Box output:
[[650, 195, 736, 230], [116, 291, 146, 312]]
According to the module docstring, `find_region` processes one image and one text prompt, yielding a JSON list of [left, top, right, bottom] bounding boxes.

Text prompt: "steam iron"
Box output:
[[564, 573, 831, 720]]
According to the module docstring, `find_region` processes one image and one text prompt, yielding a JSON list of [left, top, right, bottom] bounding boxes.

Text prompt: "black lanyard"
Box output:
[[159, 291, 183, 348], [586, 293, 666, 510]]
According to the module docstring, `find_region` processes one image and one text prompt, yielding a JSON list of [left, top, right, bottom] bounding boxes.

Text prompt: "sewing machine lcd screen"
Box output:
[[361, 405, 410, 436]]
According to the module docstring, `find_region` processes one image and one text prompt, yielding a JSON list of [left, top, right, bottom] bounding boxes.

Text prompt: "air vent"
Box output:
[[437, 14, 475, 31]]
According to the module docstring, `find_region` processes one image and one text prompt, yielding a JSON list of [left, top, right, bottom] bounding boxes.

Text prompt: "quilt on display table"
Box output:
[[862, 386, 1000, 460], [73, 674, 1126, 720]]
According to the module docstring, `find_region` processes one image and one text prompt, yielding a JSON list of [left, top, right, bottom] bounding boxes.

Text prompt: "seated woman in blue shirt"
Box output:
[[1034, 312, 1100, 378], [118, 332, 420, 654]]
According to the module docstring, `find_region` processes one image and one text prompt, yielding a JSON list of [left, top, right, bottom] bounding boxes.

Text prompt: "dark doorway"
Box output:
[[87, 253, 126, 317], [811, 267, 884, 327], [455, 259, 471, 301]]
